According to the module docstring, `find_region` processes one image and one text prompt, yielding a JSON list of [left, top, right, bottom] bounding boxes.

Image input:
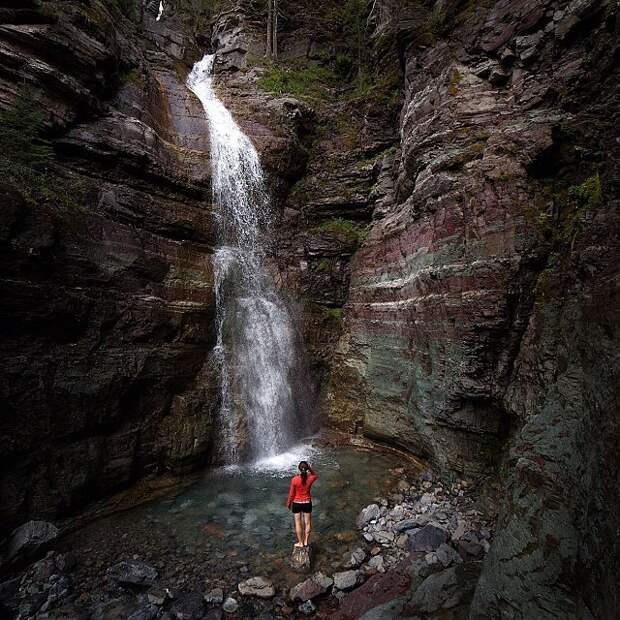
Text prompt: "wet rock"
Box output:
[[343, 547, 366, 568], [393, 518, 425, 533], [298, 599, 316, 615], [148, 588, 170, 606], [238, 576, 275, 598], [222, 597, 238, 613], [373, 530, 395, 544], [129, 603, 160, 620], [407, 525, 449, 553], [4, 521, 59, 567], [367, 555, 385, 574], [434, 544, 463, 568], [169, 592, 206, 619], [106, 560, 158, 588], [289, 572, 333, 602], [357, 504, 380, 527], [40, 575, 73, 611], [333, 570, 359, 591], [291, 545, 312, 572], [456, 531, 484, 560], [204, 588, 224, 604]]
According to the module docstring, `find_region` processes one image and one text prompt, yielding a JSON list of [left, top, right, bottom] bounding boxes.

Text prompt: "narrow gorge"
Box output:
[[0, 1, 618, 619]]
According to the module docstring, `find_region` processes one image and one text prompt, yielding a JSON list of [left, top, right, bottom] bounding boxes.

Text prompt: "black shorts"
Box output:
[[292, 502, 312, 514]]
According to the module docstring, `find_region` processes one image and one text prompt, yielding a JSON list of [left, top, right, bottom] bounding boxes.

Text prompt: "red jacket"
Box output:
[[287, 470, 318, 507]]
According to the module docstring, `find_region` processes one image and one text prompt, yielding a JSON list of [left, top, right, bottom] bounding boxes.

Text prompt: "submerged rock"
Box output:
[[222, 597, 238, 613], [343, 547, 366, 568], [237, 576, 275, 598], [204, 587, 224, 604], [106, 560, 158, 587], [298, 599, 316, 615], [169, 592, 206, 619]]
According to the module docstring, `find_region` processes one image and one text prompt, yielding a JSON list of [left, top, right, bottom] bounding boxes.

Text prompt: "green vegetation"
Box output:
[[312, 258, 332, 272], [119, 67, 143, 86], [0, 91, 84, 214], [530, 173, 604, 300], [310, 218, 368, 244], [425, 4, 447, 36], [448, 68, 462, 96], [325, 307, 343, 322], [258, 63, 340, 100]]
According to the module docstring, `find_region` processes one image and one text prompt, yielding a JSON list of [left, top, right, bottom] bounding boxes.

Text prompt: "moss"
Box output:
[[531, 173, 604, 300], [448, 68, 463, 96], [325, 307, 343, 322], [119, 67, 143, 86], [310, 218, 367, 244], [313, 258, 332, 272]]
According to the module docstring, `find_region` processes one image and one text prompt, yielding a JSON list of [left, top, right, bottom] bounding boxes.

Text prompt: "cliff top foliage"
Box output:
[[256, 0, 402, 107]]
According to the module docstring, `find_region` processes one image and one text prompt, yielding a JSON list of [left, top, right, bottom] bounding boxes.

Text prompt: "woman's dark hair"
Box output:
[[298, 461, 309, 485]]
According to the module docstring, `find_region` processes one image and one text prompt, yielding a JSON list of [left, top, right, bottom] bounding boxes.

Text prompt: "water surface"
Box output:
[[62, 441, 419, 593]]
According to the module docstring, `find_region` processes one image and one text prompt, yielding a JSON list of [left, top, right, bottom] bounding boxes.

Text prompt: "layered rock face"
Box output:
[[0, 0, 221, 528], [322, 1, 620, 617]]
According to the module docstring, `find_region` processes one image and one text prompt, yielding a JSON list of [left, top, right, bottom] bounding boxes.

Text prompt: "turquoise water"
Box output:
[[62, 440, 419, 593]]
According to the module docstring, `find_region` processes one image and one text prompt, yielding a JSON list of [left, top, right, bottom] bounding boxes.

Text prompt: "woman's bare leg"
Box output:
[[293, 512, 304, 547], [302, 513, 312, 546]]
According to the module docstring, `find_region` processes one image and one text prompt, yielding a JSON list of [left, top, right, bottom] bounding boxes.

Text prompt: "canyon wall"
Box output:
[[1, 0, 618, 616], [319, 1, 620, 617]]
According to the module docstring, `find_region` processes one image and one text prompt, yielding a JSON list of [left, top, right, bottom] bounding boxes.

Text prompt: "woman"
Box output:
[[285, 461, 318, 547]]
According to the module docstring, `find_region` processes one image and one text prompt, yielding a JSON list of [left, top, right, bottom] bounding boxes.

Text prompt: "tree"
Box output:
[[265, 0, 279, 59]]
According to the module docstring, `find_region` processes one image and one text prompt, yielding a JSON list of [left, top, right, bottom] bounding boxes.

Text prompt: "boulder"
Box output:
[[289, 572, 333, 601], [435, 543, 463, 568], [237, 576, 275, 599], [204, 587, 224, 604], [298, 600, 316, 615], [222, 597, 238, 613], [343, 547, 366, 568], [456, 531, 484, 560], [356, 504, 380, 527], [409, 562, 482, 613], [394, 517, 427, 533], [333, 570, 359, 591], [4, 521, 59, 566], [367, 555, 385, 574], [407, 525, 449, 553], [373, 530, 395, 544], [291, 545, 312, 572], [106, 560, 158, 587]]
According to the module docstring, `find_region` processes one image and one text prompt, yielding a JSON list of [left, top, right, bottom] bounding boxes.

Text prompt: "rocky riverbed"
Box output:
[[0, 451, 498, 619]]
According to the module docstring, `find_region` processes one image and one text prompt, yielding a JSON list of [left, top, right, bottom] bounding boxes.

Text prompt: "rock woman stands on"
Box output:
[[286, 461, 318, 547]]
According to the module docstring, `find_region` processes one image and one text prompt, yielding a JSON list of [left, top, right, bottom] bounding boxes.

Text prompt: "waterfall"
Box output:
[[187, 55, 307, 463]]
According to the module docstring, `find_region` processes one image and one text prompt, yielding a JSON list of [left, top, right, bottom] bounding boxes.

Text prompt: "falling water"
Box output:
[[187, 55, 307, 463]]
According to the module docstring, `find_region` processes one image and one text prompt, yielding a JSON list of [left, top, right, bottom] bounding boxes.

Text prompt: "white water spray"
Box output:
[[156, 0, 164, 21], [187, 55, 309, 463]]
